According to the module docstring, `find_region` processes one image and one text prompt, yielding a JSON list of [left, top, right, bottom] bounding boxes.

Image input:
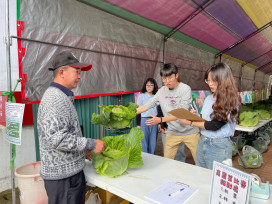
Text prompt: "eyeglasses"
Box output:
[[146, 84, 154, 87], [162, 75, 176, 82], [205, 79, 215, 85]]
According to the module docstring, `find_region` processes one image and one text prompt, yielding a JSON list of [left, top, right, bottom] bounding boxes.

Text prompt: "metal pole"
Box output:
[[5, 0, 16, 203], [99, 96, 103, 139]]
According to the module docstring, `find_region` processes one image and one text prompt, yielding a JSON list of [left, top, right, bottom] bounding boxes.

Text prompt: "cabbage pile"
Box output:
[[91, 127, 144, 177], [91, 103, 138, 130], [239, 101, 272, 127], [239, 111, 259, 127]]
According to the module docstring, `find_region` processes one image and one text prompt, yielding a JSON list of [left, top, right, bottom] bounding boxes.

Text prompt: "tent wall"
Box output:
[[215, 55, 270, 92], [164, 37, 215, 90], [20, 0, 164, 101], [241, 65, 255, 91], [20, 0, 271, 101]]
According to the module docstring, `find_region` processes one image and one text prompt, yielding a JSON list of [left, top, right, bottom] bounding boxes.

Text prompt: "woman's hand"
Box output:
[[137, 125, 141, 129], [178, 118, 191, 125], [190, 109, 198, 115]]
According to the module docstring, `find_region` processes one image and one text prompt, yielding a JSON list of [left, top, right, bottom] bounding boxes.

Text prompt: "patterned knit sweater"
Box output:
[[38, 86, 96, 180]]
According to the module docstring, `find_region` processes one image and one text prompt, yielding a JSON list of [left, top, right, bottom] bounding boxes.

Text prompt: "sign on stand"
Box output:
[[6, 102, 25, 145], [210, 161, 252, 204]]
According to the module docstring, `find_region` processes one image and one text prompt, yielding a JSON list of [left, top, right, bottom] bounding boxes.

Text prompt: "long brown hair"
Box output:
[[205, 63, 241, 123]]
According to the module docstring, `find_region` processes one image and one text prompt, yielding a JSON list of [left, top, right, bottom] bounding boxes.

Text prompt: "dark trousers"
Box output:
[[44, 170, 86, 204]]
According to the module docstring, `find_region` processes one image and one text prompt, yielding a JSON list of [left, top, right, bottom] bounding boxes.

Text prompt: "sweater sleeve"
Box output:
[[38, 97, 96, 152], [204, 120, 226, 131]]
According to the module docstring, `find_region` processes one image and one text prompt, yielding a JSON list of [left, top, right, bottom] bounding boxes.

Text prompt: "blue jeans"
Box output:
[[141, 118, 158, 154], [161, 133, 186, 162], [196, 135, 232, 170]]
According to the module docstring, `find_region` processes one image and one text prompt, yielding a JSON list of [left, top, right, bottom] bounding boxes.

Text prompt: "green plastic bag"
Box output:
[[252, 137, 268, 153], [238, 145, 263, 168]]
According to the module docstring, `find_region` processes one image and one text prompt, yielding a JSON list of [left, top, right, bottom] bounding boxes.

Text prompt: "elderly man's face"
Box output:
[[62, 66, 81, 90]]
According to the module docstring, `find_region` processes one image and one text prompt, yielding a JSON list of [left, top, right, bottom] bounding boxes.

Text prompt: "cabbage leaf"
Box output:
[[91, 127, 144, 177], [91, 103, 138, 130]]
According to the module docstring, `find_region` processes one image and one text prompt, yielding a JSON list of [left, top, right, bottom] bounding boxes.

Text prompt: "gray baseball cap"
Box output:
[[48, 51, 92, 71]]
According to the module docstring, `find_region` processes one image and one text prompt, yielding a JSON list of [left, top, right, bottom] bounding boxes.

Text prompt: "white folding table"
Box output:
[[84, 152, 271, 204]]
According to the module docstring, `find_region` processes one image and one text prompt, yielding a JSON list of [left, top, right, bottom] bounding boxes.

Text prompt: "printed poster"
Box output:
[[6, 102, 25, 145], [240, 91, 254, 104], [192, 90, 211, 115]]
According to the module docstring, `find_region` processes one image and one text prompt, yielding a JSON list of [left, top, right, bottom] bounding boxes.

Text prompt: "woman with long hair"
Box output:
[[179, 63, 241, 169], [136, 78, 159, 154]]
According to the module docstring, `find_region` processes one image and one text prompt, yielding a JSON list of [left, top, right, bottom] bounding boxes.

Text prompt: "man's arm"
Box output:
[[145, 115, 178, 126], [136, 105, 148, 114], [39, 106, 104, 152]]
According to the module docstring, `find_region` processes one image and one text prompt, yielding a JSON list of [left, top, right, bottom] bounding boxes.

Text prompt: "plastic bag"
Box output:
[[238, 145, 263, 168], [236, 134, 247, 150], [85, 190, 102, 204], [264, 125, 272, 140], [232, 141, 237, 156], [252, 137, 268, 153], [258, 132, 270, 146]]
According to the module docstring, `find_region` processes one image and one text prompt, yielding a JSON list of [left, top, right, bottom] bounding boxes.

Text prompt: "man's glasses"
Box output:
[[205, 79, 215, 85], [162, 75, 176, 82]]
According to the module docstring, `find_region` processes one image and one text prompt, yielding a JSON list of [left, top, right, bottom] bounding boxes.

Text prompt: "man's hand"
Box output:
[[85, 150, 92, 161], [158, 125, 166, 134], [93, 139, 106, 154], [146, 115, 160, 126]]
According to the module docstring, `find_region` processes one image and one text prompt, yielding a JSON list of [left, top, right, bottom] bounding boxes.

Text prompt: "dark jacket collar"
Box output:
[[50, 82, 74, 96]]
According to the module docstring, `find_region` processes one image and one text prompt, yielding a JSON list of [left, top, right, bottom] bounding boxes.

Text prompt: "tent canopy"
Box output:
[[18, 0, 272, 101], [81, 0, 272, 71]]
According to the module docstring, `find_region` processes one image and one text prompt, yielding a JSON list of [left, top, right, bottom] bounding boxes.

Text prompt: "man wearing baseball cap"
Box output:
[[38, 51, 106, 204]]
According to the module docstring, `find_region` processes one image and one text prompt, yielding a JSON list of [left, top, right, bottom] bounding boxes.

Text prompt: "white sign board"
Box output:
[[6, 102, 25, 145], [210, 161, 252, 204]]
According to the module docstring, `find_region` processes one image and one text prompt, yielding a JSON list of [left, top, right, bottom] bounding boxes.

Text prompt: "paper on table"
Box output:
[[168, 108, 205, 122], [145, 180, 198, 204]]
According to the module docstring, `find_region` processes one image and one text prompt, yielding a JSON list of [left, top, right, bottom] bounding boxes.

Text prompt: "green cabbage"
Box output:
[[254, 110, 271, 120], [239, 111, 259, 127], [91, 127, 144, 177], [91, 103, 138, 130]]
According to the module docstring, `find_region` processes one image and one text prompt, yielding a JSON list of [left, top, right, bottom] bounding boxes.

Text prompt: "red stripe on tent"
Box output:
[[74, 90, 140, 99], [17, 20, 27, 101]]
